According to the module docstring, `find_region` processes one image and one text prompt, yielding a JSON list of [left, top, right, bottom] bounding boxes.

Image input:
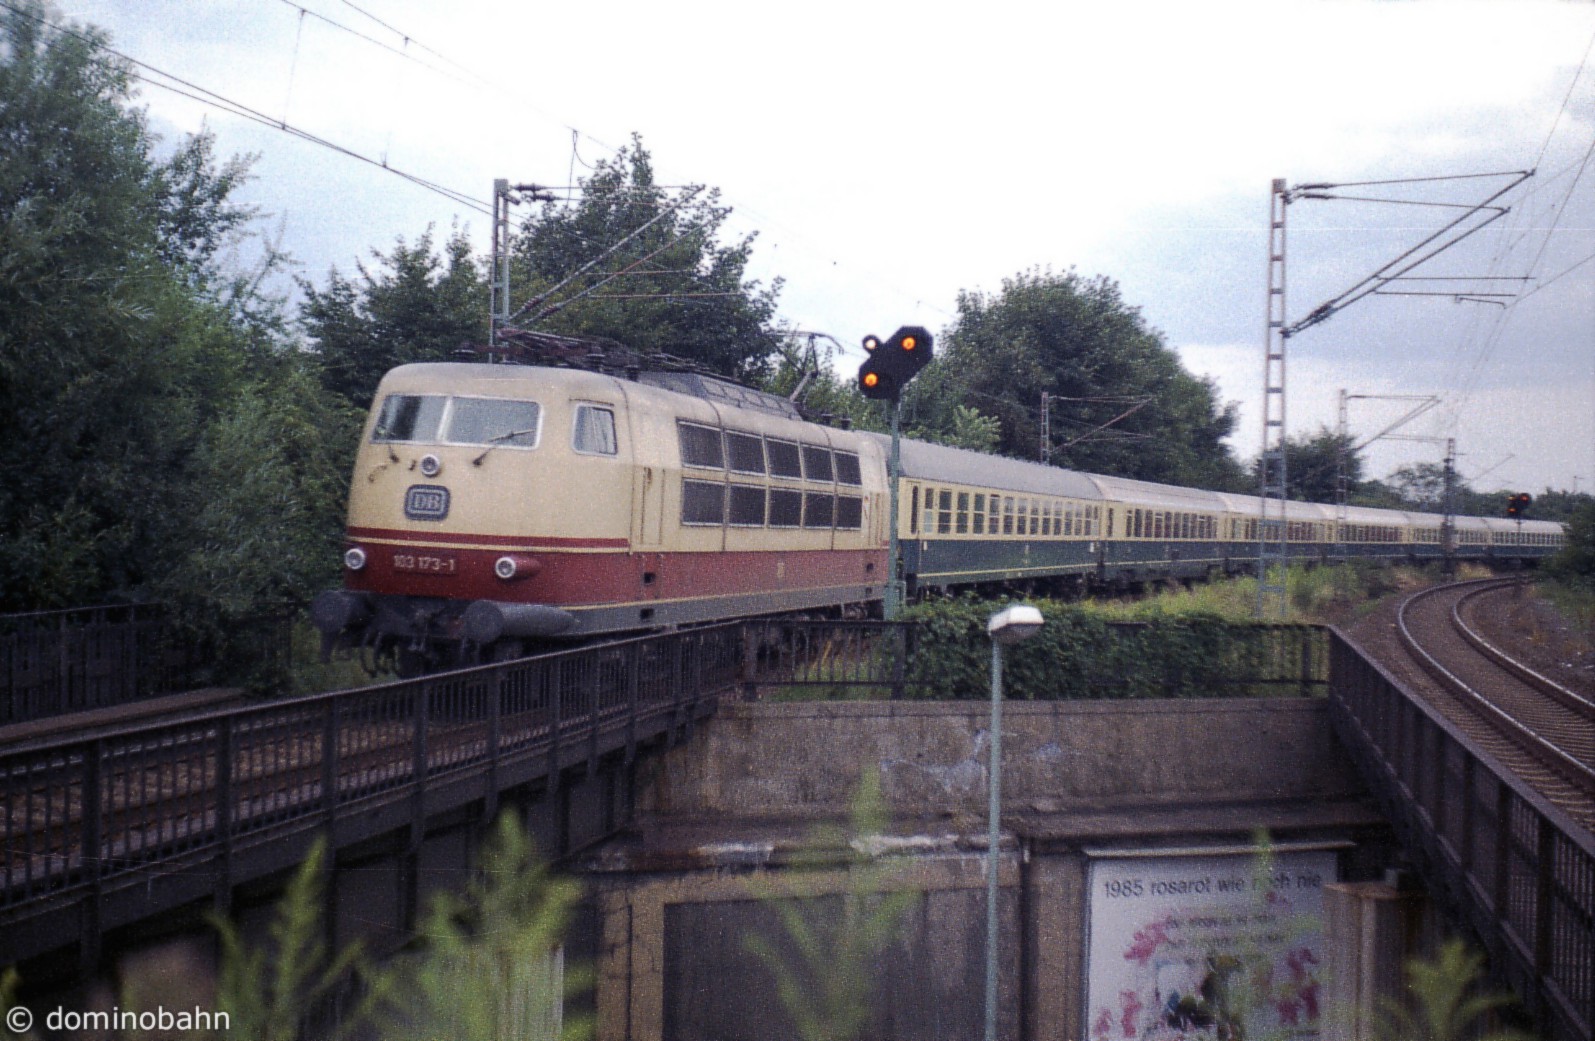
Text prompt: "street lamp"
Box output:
[[984, 604, 1044, 1041]]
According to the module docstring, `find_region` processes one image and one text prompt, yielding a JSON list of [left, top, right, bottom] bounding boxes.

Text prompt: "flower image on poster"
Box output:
[[1085, 849, 1338, 1041]]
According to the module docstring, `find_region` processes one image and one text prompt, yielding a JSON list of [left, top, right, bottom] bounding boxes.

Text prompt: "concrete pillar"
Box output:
[[1323, 879, 1427, 1040]]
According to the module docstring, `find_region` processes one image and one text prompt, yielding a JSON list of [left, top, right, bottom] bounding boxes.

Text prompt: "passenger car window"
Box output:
[[571, 404, 617, 455], [373, 394, 448, 443]]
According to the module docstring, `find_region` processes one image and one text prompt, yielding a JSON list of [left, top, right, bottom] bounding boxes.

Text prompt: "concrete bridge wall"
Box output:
[[585, 698, 1395, 1041]]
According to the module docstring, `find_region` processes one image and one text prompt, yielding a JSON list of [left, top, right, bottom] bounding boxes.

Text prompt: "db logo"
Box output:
[[404, 485, 450, 521]]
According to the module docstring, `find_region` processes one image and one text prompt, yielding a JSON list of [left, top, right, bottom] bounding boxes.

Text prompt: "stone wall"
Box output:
[[586, 698, 1394, 1041]]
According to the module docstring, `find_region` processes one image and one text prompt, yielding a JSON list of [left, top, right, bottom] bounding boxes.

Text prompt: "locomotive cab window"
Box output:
[[373, 394, 448, 443], [836, 495, 863, 530], [571, 404, 616, 455], [804, 493, 835, 528], [447, 397, 543, 448]]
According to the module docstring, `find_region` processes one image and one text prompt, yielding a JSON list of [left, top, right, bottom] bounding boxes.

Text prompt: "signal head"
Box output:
[[857, 353, 900, 401], [862, 334, 881, 352]]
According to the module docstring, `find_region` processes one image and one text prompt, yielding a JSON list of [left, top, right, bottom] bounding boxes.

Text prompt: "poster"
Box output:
[[1085, 849, 1338, 1041]]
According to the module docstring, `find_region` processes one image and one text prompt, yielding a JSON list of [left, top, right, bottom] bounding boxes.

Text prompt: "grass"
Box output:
[[1079, 561, 1479, 626]]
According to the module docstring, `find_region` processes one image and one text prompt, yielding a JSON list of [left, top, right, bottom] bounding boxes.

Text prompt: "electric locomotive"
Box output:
[[311, 357, 1565, 672], [311, 360, 890, 672]]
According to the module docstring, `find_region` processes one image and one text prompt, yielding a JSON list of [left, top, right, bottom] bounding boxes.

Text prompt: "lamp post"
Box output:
[[984, 604, 1044, 1041]]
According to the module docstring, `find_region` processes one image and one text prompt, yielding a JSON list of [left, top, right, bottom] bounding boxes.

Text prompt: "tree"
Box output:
[[0, 3, 352, 647], [1546, 502, 1595, 587], [509, 136, 783, 383], [1252, 426, 1362, 505], [301, 226, 488, 411], [932, 268, 1246, 488]]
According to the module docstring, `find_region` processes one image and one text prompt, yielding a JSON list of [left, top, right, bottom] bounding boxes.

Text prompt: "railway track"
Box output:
[[1395, 577, 1595, 825]]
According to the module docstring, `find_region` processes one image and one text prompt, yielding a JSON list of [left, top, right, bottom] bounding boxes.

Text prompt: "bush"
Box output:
[[900, 596, 1313, 700]]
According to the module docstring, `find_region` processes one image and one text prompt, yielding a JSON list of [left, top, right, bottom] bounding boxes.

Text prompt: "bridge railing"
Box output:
[[0, 623, 741, 921], [1328, 628, 1595, 1041], [0, 605, 178, 724], [739, 618, 1327, 701], [0, 604, 295, 725]]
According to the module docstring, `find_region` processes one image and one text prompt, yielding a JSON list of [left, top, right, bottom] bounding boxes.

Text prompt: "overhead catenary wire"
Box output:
[[0, 0, 494, 216]]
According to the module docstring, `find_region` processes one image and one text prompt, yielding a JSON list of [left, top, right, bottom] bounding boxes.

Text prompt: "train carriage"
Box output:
[[883, 436, 1108, 592], [312, 361, 1568, 670]]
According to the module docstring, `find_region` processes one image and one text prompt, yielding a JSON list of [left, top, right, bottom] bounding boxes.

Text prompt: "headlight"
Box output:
[[419, 454, 442, 477], [494, 554, 542, 581], [344, 547, 368, 571]]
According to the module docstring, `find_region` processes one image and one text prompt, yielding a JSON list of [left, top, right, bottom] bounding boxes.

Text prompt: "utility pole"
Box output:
[[1257, 179, 1291, 618], [1255, 169, 1528, 617], [1336, 390, 1440, 556], [1039, 392, 1051, 464], [1442, 438, 1457, 575], [489, 178, 557, 356]]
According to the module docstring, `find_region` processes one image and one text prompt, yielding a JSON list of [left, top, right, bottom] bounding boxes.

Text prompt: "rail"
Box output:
[[1328, 627, 1595, 1041]]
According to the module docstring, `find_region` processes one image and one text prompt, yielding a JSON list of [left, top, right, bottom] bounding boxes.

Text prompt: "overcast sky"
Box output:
[[59, 0, 1595, 496]]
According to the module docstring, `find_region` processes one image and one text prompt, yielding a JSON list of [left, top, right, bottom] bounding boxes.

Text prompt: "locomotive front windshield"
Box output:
[[372, 394, 541, 448]]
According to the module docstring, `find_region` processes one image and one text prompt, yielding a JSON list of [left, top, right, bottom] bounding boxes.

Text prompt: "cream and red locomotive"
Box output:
[[311, 360, 1564, 671]]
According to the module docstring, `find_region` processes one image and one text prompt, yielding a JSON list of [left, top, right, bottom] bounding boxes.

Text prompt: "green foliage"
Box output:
[[300, 226, 488, 410], [512, 135, 782, 384], [744, 769, 918, 1041], [384, 812, 589, 1041], [209, 839, 376, 1041], [1374, 939, 1525, 1041], [0, 3, 353, 660], [900, 596, 1317, 700], [1546, 502, 1595, 588], [931, 267, 1247, 488], [1252, 426, 1362, 504]]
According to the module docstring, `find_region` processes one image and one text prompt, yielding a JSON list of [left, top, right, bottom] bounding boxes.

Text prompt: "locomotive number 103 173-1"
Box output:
[[392, 552, 458, 576]]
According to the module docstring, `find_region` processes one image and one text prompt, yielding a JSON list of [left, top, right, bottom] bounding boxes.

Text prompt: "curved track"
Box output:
[[1396, 577, 1595, 821]]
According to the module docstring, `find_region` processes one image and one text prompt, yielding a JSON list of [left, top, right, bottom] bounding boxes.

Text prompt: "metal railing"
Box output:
[[0, 605, 181, 725], [0, 604, 296, 725], [1328, 628, 1595, 1041], [2, 615, 1330, 970], [0, 624, 740, 946], [738, 618, 1327, 701]]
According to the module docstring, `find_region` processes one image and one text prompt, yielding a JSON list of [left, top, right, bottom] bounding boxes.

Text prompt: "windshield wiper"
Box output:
[[471, 429, 538, 466]]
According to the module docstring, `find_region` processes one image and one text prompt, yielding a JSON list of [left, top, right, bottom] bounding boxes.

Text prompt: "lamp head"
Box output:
[[987, 604, 1045, 645]]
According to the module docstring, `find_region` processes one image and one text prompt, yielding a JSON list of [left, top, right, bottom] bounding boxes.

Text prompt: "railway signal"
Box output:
[[1506, 492, 1532, 518], [857, 326, 934, 402]]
